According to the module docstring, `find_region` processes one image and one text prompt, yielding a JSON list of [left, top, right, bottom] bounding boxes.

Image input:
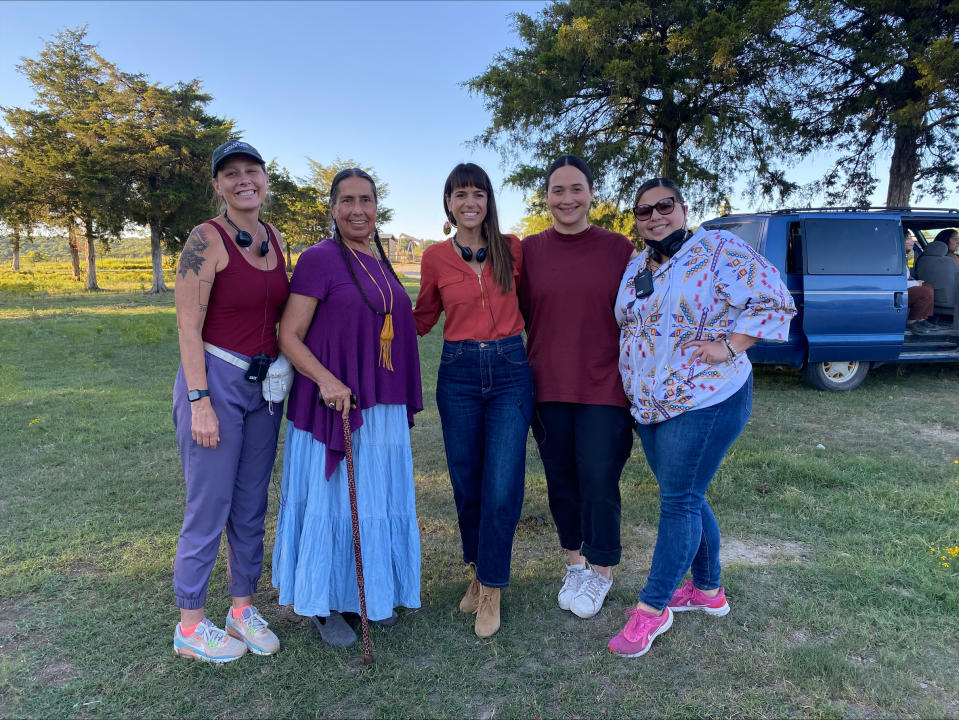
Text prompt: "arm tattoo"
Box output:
[[198, 280, 212, 313], [178, 228, 209, 278]]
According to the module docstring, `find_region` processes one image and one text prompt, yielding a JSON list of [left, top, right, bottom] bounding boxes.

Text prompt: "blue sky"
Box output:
[[0, 0, 551, 241], [2, 1, 957, 241]]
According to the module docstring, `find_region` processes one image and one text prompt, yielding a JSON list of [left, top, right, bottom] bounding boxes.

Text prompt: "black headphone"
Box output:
[[452, 236, 487, 263], [224, 211, 269, 256], [645, 228, 692, 259]]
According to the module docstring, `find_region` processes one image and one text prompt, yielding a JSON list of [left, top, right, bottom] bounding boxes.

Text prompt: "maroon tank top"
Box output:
[[201, 220, 290, 358]]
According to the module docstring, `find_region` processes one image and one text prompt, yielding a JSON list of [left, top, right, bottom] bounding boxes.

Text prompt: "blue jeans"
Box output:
[[435, 335, 534, 588], [636, 376, 752, 610]]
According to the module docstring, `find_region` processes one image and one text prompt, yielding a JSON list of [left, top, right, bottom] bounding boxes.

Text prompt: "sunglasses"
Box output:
[[633, 197, 679, 221]]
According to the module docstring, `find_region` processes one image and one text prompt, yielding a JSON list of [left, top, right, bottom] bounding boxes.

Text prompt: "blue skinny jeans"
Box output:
[[435, 335, 534, 588], [636, 376, 752, 610]]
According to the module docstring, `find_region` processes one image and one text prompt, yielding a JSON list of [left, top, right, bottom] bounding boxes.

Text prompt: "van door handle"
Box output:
[[894, 291, 904, 308]]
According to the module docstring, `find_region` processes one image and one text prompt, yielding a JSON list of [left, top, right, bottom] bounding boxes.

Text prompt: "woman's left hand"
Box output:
[[681, 339, 730, 365]]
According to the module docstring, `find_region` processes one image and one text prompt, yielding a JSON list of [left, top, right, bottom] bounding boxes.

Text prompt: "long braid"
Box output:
[[371, 230, 401, 285], [333, 223, 386, 317]]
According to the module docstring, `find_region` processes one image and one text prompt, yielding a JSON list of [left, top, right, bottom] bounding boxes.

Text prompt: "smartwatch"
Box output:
[[188, 389, 210, 402]]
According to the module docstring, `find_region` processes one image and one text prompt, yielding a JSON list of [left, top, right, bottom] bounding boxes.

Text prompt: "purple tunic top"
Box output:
[[285, 239, 423, 478]]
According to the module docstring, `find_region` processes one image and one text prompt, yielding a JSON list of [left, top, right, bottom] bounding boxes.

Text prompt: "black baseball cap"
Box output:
[[211, 140, 264, 176]]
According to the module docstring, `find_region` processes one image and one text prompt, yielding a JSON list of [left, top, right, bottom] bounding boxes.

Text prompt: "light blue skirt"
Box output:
[[271, 404, 421, 620]]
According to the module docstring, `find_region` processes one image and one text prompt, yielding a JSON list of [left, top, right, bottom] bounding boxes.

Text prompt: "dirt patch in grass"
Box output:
[[66, 559, 101, 577], [721, 538, 811, 565], [623, 526, 810, 567], [34, 659, 80, 687], [916, 425, 959, 445]]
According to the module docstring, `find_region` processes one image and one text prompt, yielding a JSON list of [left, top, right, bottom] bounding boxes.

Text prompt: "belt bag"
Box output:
[[203, 343, 294, 405]]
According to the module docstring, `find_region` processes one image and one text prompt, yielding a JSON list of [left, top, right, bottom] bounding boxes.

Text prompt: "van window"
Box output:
[[713, 220, 763, 251], [804, 219, 903, 275], [786, 222, 803, 275]]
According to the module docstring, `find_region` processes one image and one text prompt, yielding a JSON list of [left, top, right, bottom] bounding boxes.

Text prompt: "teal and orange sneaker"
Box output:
[[174, 618, 247, 664], [225, 606, 279, 656]]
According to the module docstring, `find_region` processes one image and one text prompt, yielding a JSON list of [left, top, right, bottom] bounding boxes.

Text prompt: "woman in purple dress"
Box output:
[[271, 168, 423, 648]]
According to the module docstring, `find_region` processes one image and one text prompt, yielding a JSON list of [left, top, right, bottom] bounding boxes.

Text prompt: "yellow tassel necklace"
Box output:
[[347, 245, 395, 371]]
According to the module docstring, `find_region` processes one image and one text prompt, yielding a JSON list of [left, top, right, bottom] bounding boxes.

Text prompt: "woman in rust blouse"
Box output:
[[414, 163, 532, 638]]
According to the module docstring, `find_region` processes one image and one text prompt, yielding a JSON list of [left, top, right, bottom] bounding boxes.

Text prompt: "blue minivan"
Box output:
[[702, 207, 959, 390]]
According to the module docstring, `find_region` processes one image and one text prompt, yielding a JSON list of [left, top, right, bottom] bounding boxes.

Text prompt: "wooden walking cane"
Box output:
[[342, 412, 374, 666]]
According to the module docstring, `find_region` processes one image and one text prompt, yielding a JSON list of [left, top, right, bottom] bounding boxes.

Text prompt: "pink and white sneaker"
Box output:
[[667, 579, 730, 616], [607, 606, 673, 658]]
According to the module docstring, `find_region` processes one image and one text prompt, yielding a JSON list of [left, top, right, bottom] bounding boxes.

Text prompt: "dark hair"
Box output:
[[633, 177, 686, 208], [329, 168, 401, 317], [933, 228, 958, 245], [443, 163, 515, 292], [544, 154, 594, 193]]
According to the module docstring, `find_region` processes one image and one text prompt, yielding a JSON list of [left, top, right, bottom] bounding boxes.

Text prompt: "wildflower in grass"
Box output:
[[28, 418, 39, 426]]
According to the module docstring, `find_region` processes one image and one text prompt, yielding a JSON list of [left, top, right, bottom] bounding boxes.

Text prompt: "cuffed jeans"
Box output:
[[636, 376, 752, 610], [172, 349, 282, 610], [531, 402, 633, 567], [435, 335, 534, 588]]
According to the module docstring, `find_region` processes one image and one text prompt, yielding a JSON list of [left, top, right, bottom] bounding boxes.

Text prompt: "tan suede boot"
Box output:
[[474, 586, 501, 638], [459, 564, 481, 613]]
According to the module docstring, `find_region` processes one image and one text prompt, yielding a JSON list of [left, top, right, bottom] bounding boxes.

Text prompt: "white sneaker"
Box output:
[[570, 568, 612, 619], [557, 563, 589, 610]]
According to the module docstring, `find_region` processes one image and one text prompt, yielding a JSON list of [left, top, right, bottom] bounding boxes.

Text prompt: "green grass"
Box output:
[[1, 261, 958, 718]]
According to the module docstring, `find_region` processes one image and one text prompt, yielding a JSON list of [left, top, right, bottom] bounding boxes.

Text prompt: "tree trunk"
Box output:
[[885, 122, 921, 207], [84, 217, 100, 291], [285, 237, 292, 270], [659, 125, 680, 181], [10, 228, 21, 271], [146, 219, 169, 294], [67, 222, 82, 280]]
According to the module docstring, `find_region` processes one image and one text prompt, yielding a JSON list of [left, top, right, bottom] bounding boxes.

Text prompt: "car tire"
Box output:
[[801, 360, 870, 391]]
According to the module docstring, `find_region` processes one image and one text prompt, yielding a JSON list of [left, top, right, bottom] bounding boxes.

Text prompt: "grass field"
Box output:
[[1, 260, 958, 719]]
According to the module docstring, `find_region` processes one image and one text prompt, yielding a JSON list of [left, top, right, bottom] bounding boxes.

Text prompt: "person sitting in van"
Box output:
[[916, 233, 959, 329], [904, 231, 937, 334], [905, 229, 922, 277], [932, 229, 959, 270]]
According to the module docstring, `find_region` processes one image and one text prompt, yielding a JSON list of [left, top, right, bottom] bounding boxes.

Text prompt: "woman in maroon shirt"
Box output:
[[520, 155, 636, 621], [414, 163, 533, 638], [171, 141, 290, 663]]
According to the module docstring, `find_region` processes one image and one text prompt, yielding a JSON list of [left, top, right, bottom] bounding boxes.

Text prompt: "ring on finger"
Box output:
[[328, 402, 336, 409]]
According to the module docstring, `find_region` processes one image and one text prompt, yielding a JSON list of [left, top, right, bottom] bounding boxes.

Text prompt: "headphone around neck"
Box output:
[[452, 236, 487, 263], [224, 211, 269, 256]]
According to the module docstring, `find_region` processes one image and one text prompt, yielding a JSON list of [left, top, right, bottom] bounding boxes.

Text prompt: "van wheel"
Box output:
[[801, 361, 869, 391]]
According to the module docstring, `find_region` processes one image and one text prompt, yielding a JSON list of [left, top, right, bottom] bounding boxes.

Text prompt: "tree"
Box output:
[[468, 0, 794, 213], [0, 132, 42, 271], [265, 162, 322, 267], [109, 72, 232, 293], [785, 0, 959, 206], [4, 27, 128, 289]]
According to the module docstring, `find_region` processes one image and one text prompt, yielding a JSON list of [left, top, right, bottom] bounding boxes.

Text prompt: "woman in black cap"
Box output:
[[171, 140, 290, 663]]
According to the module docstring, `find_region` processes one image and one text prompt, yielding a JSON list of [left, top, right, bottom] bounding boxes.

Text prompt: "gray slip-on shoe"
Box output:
[[343, 610, 400, 629], [310, 612, 357, 648]]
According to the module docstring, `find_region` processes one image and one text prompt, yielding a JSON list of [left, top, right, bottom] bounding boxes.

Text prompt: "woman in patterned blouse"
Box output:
[[606, 178, 796, 659]]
